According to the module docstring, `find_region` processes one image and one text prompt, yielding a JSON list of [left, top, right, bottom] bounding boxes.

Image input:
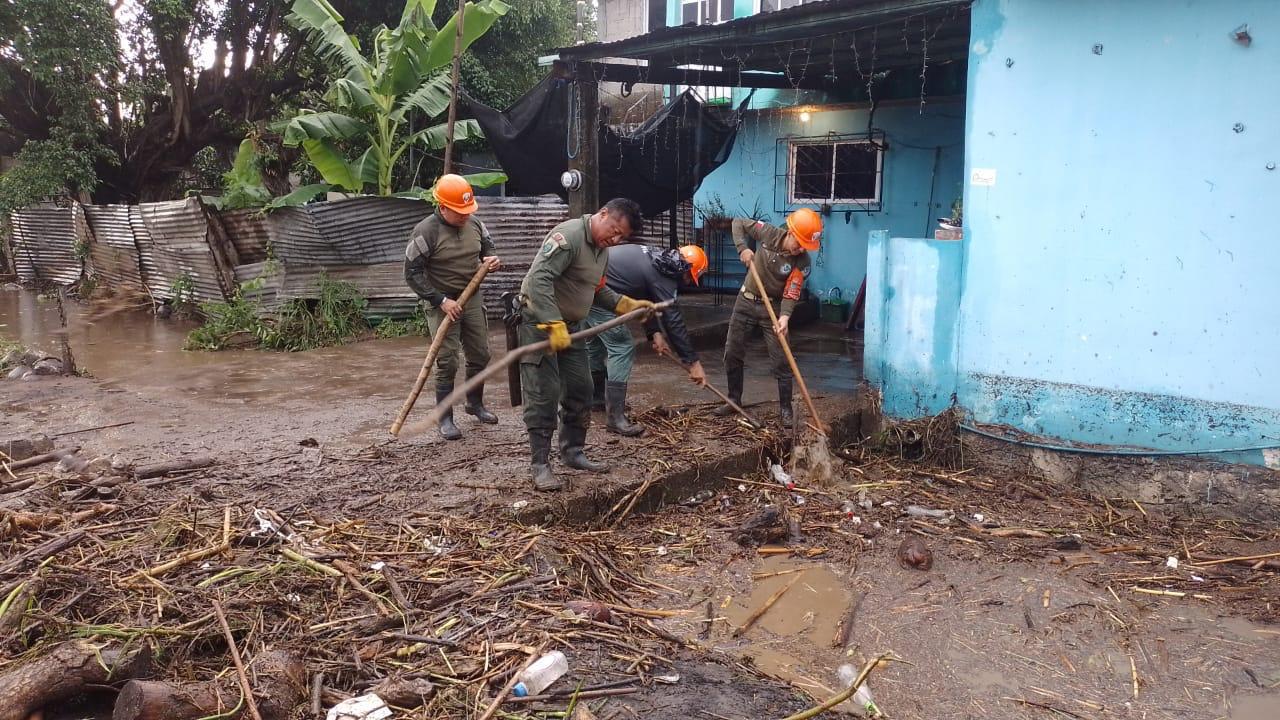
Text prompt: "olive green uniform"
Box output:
[[403, 209, 496, 390], [517, 215, 621, 447], [724, 218, 811, 379]]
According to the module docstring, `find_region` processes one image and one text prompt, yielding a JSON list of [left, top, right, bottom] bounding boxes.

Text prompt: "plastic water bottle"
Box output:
[[512, 651, 568, 697], [837, 664, 881, 717], [770, 463, 795, 490]]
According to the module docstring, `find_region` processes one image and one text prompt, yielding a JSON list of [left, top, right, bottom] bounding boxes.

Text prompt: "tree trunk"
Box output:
[[112, 650, 305, 720], [0, 641, 152, 720]]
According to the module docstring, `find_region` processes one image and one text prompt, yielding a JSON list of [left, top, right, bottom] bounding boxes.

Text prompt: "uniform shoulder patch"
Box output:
[[542, 231, 569, 257]]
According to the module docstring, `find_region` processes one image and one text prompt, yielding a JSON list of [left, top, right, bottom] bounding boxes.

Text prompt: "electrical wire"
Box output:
[[960, 423, 1280, 457]]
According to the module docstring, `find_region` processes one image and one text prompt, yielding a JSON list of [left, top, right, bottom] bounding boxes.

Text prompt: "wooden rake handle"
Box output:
[[745, 262, 828, 434], [400, 300, 676, 437], [390, 264, 490, 435]]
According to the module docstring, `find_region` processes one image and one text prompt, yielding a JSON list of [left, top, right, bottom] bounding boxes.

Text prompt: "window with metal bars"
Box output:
[[787, 138, 884, 206]]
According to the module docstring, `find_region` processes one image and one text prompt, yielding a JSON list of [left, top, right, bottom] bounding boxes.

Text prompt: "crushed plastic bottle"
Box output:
[[836, 664, 881, 717], [770, 463, 795, 490], [905, 504, 951, 519], [841, 501, 857, 518], [512, 650, 569, 697]]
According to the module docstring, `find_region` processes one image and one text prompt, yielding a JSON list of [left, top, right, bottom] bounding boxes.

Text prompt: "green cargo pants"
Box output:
[[723, 293, 790, 380], [584, 304, 636, 383], [518, 321, 593, 436], [424, 297, 491, 392]]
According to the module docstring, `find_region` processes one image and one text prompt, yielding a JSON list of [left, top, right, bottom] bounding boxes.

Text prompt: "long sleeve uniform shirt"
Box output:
[[519, 215, 622, 324], [403, 209, 495, 306], [731, 217, 812, 316], [603, 243, 698, 364]]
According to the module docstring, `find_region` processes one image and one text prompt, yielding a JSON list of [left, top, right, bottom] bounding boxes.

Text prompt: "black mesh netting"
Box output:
[[461, 74, 751, 217]]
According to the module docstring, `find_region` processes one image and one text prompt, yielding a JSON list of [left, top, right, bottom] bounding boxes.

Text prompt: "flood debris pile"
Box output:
[[0, 474, 705, 719]]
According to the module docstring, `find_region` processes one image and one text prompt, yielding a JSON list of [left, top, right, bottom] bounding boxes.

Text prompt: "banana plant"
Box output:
[[283, 0, 511, 197]]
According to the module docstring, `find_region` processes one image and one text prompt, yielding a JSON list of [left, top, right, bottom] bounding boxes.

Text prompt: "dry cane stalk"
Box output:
[[213, 599, 263, 720], [733, 574, 803, 638]]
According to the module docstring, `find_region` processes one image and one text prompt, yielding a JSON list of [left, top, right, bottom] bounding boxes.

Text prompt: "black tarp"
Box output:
[[461, 74, 750, 217]]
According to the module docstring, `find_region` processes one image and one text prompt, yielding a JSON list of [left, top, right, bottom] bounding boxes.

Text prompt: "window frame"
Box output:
[[682, 0, 733, 25], [755, 0, 815, 13], [786, 138, 884, 206]]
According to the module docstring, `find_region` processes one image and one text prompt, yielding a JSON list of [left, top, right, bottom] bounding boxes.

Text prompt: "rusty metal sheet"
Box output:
[[215, 208, 272, 265], [265, 196, 433, 266], [136, 198, 230, 303], [8, 204, 83, 285], [83, 204, 146, 294]]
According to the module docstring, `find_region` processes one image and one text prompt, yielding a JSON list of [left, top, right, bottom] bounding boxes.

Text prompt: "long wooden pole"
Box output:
[[401, 301, 674, 437], [745, 262, 828, 434], [656, 350, 762, 428], [390, 265, 489, 436], [442, 0, 467, 173]]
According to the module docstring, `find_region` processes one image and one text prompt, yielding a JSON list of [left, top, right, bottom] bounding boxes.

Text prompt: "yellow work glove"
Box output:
[[615, 296, 655, 315], [536, 321, 572, 352]]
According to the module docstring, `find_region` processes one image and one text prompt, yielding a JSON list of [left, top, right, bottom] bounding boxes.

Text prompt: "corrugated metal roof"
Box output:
[[83, 204, 147, 294], [8, 204, 83, 285], [137, 198, 231, 303]]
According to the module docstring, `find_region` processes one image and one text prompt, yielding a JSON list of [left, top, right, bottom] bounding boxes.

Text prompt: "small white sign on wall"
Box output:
[[1265, 448, 1280, 470], [970, 168, 997, 186]]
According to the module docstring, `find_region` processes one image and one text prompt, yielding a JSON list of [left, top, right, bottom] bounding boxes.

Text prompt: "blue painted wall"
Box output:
[[937, 0, 1280, 462], [693, 100, 966, 307], [865, 231, 963, 417]]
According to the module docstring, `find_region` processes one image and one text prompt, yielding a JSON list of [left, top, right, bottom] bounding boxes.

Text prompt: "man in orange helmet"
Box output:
[[714, 208, 822, 428], [584, 244, 709, 436], [404, 174, 502, 441]]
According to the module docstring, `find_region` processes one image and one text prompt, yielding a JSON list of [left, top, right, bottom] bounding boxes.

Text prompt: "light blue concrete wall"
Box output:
[[865, 231, 963, 417], [949, 0, 1280, 461], [693, 100, 966, 307]]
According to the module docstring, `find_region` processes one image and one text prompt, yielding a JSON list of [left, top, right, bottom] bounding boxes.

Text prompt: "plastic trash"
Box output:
[[327, 693, 393, 720], [905, 505, 951, 519], [836, 664, 881, 717], [513, 650, 569, 697], [770, 463, 795, 490]]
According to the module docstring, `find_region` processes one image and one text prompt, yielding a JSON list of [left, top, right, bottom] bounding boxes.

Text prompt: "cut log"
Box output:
[[0, 530, 87, 576], [3, 447, 78, 472], [111, 650, 305, 720], [0, 640, 152, 720], [133, 456, 215, 480], [111, 681, 232, 720]]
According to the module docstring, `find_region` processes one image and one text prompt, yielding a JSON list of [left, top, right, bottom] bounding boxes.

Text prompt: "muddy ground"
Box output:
[[2, 288, 1279, 720]]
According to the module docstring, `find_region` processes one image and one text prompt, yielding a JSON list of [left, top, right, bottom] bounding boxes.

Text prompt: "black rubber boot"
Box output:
[[605, 381, 645, 437], [591, 371, 607, 411], [778, 378, 794, 429], [713, 368, 745, 416], [559, 425, 610, 473], [464, 385, 498, 424], [437, 386, 462, 440], [529, 430, 563, 491]]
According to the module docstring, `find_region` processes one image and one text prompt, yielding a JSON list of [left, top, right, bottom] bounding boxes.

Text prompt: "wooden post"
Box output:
[[568, 64, 600, 217], [442, 0, 467, 174]]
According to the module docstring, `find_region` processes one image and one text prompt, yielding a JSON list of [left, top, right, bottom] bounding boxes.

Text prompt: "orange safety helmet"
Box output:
[[786, 207, 823, 251], [678, 244, 709, 286], [433, 173, 478, 214]]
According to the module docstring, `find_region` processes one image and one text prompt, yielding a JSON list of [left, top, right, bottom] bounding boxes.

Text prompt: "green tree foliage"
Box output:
[[0, 0, 577, 207], [281, 0, 510, 196]]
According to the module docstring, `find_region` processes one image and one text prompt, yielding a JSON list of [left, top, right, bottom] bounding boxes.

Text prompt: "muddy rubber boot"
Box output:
[[713, 368, 744, 416], [529, 431, 563, 491], [464, 385, 498, 424], [605, 381, 645, 437], [778, 378, 794, 429], [559, 425, 610, 473], [591, 371, 607, 411], [437, 386, 462, 441]]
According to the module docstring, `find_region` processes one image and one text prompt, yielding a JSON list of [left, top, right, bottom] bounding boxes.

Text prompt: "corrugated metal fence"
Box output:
[[6, 196, 693, 319]]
